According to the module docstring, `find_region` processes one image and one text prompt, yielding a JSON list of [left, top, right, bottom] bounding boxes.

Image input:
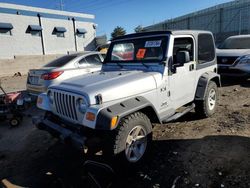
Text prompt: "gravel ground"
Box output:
[[0, 76, 249, 188], [0, 75, 27, 94]]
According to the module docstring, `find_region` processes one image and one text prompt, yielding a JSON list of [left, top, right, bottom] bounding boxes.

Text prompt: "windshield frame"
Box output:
[[104, 35, 169, 64]]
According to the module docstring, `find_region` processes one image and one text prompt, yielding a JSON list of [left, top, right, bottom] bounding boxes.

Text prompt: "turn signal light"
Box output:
[[86, 112, 96, 121], [41, 71, 64, 80], [110, 116, 118, 129]]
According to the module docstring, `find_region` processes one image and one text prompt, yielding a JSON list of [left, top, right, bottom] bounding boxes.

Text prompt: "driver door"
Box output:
[[168, 36, 197, 108]]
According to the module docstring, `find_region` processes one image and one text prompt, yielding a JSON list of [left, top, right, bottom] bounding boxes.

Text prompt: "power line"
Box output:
[[65, 0, 133, 12], [65, 0, 103, 11], [84, 0, 135, 12], [59, 0, 64, 10]]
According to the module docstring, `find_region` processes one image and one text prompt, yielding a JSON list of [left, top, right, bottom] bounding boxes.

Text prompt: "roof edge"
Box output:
[[0, 2, 94, 19]]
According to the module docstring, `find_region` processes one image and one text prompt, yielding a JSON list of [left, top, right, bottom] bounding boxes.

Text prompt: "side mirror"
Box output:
[[176, 51, 190, 66]]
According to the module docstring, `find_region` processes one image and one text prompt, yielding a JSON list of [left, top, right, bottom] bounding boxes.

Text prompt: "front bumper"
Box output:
[[33, 115, 86, 150]]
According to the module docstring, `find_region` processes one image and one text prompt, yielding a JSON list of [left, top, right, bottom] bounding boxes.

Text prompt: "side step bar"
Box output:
[[162, 103, 195, 123]]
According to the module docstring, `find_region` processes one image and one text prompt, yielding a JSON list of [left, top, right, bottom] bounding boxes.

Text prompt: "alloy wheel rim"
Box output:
[[125, 125, 147, 163], [208, 88, 216, 110]]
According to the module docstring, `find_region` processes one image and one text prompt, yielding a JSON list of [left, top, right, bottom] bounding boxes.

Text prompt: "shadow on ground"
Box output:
[[1, 134, 250, 188], [221, 77, 250, 88]]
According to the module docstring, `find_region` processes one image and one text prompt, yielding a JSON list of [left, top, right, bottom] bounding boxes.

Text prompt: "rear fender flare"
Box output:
[[195, 72, 221, 101]]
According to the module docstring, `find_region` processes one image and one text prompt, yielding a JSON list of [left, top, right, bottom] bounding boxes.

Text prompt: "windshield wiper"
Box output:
[[115, 62, 123, 68], [141, 62, 149, 68]]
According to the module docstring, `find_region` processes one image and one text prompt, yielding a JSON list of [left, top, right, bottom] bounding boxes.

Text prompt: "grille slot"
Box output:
[[53, 91, 78, 121]]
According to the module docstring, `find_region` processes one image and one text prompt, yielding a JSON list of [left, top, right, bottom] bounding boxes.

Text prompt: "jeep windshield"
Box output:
[[106, 36, 168, 63]]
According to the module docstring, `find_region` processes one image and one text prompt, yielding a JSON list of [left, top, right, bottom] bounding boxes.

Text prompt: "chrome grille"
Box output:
[[53, 91, 78, 121]]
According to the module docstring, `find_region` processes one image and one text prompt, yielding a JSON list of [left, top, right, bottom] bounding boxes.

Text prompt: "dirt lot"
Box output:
[[0, 76, 250, 188]]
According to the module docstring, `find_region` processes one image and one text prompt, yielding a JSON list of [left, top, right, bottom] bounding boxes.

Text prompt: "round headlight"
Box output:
[[78, 98, 87, 114], [47, 90, 53, 104]]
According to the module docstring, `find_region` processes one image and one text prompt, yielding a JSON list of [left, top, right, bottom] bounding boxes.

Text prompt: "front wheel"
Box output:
[[195, 81, 218, 118], [106, 112, 152, 165]]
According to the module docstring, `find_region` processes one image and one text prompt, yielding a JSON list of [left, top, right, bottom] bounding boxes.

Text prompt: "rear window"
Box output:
[[44, 55, 77, 67], [198, 34, 215, 64], [219, 37, 250, 49]]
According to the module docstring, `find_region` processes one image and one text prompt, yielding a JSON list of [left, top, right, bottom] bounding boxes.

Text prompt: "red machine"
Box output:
[[0, 83, 28, 127]]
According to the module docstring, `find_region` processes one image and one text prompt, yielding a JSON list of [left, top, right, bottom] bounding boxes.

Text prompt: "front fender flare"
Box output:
[[95, 96, 160, 130]]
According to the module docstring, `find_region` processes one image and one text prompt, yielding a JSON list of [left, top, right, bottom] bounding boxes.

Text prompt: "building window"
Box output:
[[53, 27, 66, 38], [26, 25, 42, 37], [76, 28, 87, 38], [198, 34, 215, 64], [0, 22, 13, 36]]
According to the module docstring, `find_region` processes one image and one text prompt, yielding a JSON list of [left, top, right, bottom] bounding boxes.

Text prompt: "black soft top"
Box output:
[[112, 30, 212, 41], [112, 31, 172, 41]]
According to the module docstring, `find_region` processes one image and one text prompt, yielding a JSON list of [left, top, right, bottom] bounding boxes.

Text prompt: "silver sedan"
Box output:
[[27, 51, 106, 96]]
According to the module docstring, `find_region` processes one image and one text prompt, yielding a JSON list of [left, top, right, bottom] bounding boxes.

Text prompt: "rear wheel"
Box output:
[[195, 81, 218, 118], [106, 112, 152, 165]]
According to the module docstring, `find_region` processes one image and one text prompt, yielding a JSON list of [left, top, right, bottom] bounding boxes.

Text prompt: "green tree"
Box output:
[[111, 26, 126, 40], [134, 25, 143, 33]]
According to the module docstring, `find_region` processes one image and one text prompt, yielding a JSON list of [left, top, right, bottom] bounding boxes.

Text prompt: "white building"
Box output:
[[0, 3, 96, 59]]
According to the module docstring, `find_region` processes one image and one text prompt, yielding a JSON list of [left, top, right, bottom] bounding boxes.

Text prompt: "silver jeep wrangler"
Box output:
[[36, 31, 220, 164]]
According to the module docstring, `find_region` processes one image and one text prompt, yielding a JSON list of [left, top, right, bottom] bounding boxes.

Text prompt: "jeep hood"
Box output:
[[51, 70, 160, 105], [216, 48, 250, 57]]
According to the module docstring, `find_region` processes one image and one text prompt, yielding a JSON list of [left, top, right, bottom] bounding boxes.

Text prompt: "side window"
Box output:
[[78, 58, 87, 65], [198, 34, 215, 64], [101, 54, 106, 59], [173, 37, 194, 65], [82, 54, 102, 65]]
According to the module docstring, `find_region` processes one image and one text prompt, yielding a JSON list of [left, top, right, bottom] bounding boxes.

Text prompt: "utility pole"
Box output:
[[239, 9, 242, 35], [59, 0, 64, 11]]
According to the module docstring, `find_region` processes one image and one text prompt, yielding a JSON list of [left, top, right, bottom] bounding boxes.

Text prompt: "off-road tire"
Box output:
[[195, 81, 218, 118], [105, 112, 152, 165]]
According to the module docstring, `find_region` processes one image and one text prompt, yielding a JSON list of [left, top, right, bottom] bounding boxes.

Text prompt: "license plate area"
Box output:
[[29, 76, 40, 85]]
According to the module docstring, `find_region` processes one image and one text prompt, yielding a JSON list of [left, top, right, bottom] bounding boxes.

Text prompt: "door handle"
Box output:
[[189, 64, 195, 71]]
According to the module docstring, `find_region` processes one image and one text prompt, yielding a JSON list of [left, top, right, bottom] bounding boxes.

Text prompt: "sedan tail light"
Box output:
[[41, 71, 64, 80]]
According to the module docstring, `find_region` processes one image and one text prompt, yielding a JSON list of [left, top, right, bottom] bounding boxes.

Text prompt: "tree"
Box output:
[[111, 26, 126, 40], [134, 25, 143, 33]]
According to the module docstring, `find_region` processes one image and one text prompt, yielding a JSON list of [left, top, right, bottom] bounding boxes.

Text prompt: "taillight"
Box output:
[[41, 71, 64, 80]]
